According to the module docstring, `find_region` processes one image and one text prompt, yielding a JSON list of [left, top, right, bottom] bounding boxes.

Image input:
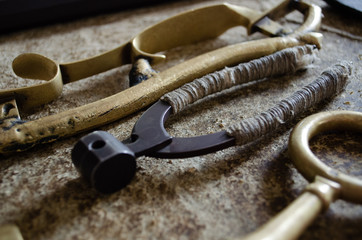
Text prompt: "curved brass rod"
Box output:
[[0, 1, 322, 154], [289, 110, 362, 203], [242, 111, 362, 240], [2, 0, 321, 111]]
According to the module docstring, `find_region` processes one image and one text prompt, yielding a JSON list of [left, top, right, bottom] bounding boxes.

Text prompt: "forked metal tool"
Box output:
[[0, 0, 322, 154], [71, 100, 235, 194], [72, 60, 351, 194]]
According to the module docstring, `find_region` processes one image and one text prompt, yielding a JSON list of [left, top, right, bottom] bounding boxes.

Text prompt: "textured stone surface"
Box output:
[[0, 0, 361, 239]]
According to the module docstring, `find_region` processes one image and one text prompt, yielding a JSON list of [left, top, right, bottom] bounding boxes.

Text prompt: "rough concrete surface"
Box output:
[[0, 0, 361, 239]]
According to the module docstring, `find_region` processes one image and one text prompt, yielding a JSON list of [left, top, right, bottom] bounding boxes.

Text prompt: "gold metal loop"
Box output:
[[131, 1, 322, 63], [289, 110, 362, 203], [0, 0, 321, 111], [7, 53, 63, 110], [0, 1, 323, 154]]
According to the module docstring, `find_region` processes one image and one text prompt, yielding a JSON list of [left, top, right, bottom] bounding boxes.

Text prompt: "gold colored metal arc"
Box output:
[[242, 111, 361, 240], [4, 53, 63, 111], [0, 0, 323, 154], [289, 110, 362, 203], [1, 33, 322, 154], [2, 0, 321, 111]]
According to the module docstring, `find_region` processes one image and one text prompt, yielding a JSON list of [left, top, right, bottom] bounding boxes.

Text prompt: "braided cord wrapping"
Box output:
[[226, 61, 352, 145], [161, 45, 317, 114]]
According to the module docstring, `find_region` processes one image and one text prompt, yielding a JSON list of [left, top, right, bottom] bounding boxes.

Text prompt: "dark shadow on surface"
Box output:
[[253, 119, 362, 240], [14, 178, 103, 239], [0, 0, 185, 34]]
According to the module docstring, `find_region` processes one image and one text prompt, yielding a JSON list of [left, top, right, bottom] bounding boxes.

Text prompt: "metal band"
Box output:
[[289, 110, 362, 203]]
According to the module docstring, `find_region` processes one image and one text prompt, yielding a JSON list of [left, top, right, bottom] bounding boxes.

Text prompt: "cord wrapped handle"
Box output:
[[227, 61, 352, 145], [162, 45, 318, 114]]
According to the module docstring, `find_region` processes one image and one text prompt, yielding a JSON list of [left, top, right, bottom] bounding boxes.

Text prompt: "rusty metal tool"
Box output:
[[0, 0, 322, 154]]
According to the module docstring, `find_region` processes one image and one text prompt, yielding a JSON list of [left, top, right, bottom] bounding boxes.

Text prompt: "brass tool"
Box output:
[[242, 110, 362, 240], [0, 0, 322, 154]]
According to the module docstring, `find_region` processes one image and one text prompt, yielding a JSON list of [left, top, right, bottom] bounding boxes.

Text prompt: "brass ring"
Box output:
[[288, 110, 362, 203], [5, 53, 63, 111]]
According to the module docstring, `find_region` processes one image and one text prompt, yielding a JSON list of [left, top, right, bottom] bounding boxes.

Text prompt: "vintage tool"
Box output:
[[72, 48, 352, 194], [242, 110, 362, 240], [0, 0, 322, 154]]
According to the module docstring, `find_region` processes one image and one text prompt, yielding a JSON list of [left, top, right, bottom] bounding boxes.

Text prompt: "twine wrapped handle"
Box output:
[[161, 45, 318, 114], [161, 45, 352, 145], [227, 61, 351, 145]]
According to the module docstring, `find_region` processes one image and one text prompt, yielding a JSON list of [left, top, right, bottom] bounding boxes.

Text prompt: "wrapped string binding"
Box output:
[[161, 45, 352, 145], [226, 61, 351, 145], [162, 45, 318, 114]]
